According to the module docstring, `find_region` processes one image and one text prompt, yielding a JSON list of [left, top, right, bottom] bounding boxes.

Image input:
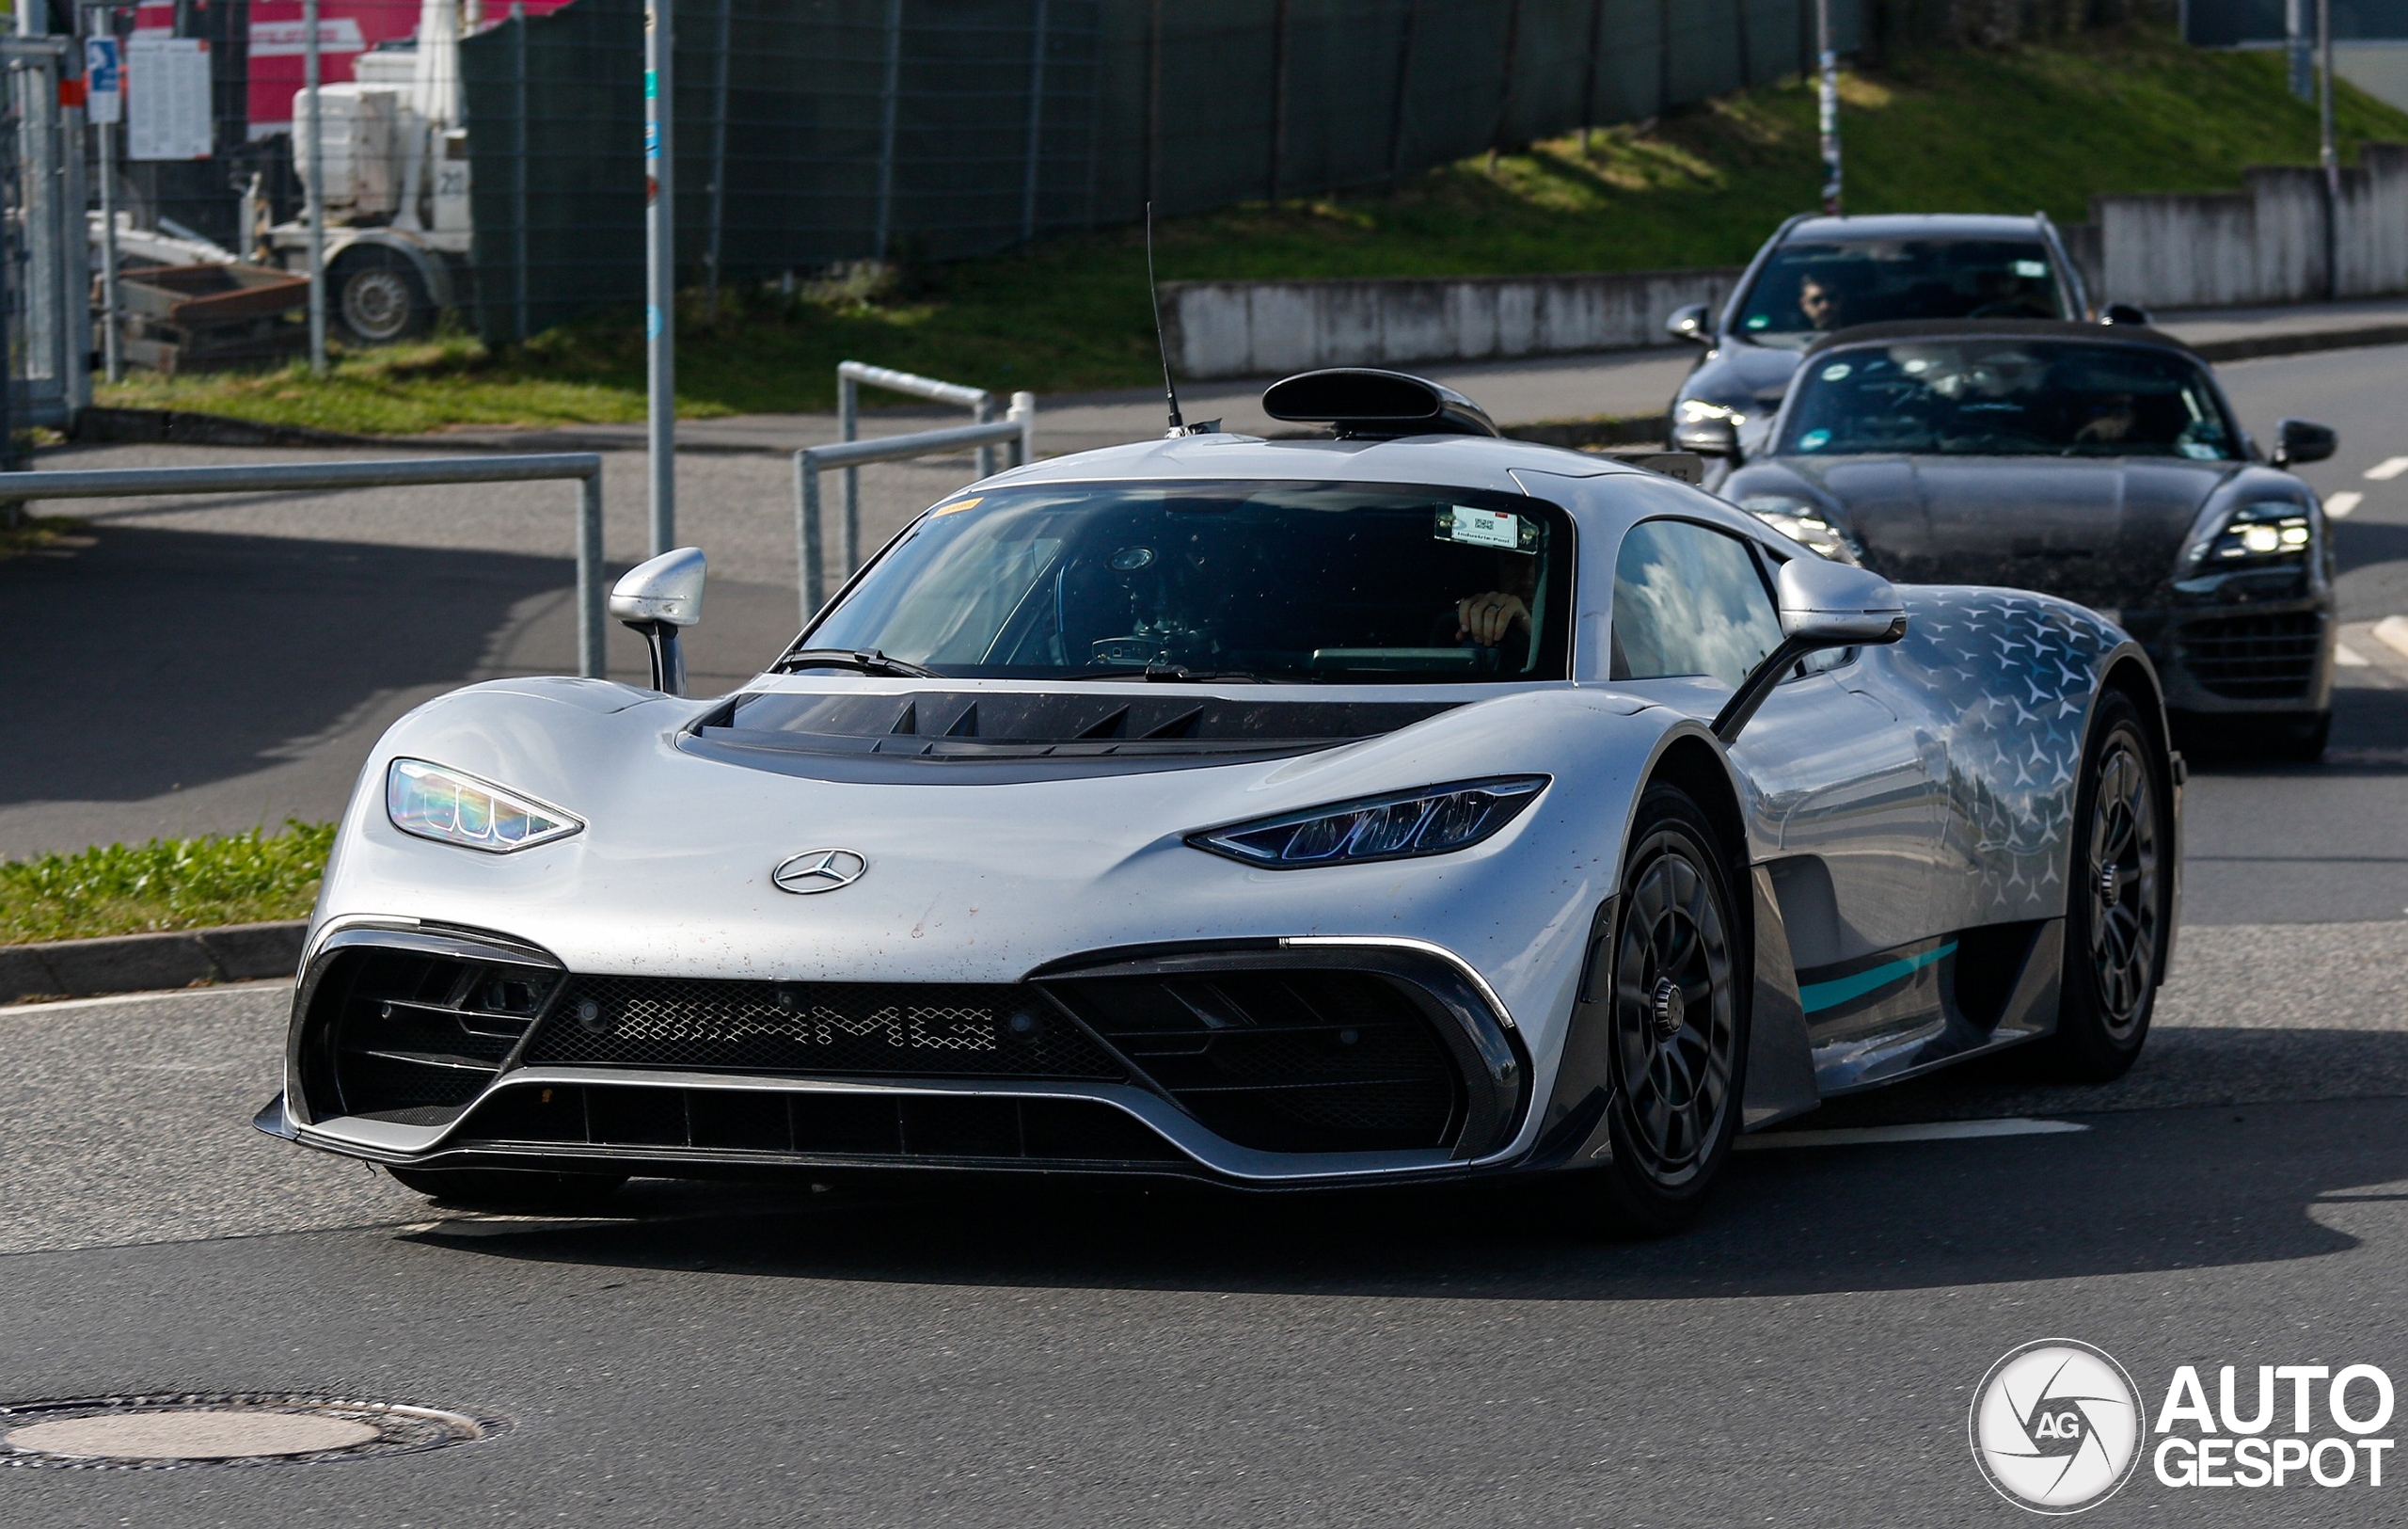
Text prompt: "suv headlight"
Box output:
[[387, 758, 582, 853], [2185, 501, 2313, 575], [1738, 494, 1858, 565], [1188, 776, 1547, 868]]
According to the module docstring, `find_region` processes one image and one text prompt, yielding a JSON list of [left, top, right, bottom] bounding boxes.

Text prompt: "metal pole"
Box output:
[[305, 0, 326, 374], [872, 0, 900, 258], [2288, 0, 2313, 101], [645, 0, 675, 554], [1265, 0, 1286, 202], [97, 114, 117, 380], [577, 465, 605, 677], [1012, 390, 1033, 467], [1816, 0, 1839, 216], [512, 1, 528, 342], [1388, 0, 1416, 185], [839, 365, 856, 569], [0, 68, 14, 479], [1486, 0, 1522, 172], [1018, 0, 1046, 245], [703, 0, 728, 319], [58, 61, 86, 416], [798, 451, 823, 621], [1576, 0, 1599, 156], [2320, 0, 2338, 301]]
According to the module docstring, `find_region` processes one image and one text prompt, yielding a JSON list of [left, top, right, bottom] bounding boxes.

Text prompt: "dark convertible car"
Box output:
[[1693, 319, 2338, 756]]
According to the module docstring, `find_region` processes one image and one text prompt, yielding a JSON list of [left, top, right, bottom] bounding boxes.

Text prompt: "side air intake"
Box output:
[[1260, 368, 1499, 439]]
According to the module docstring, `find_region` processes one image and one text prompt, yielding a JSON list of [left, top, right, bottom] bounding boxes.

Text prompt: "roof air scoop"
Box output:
[[1260, 369, 1499, 440]]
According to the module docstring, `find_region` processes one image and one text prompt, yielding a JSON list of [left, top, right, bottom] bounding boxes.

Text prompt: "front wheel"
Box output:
[[332, 248, 433, 345], [2044, 690, 2170, 1082], [1588, 783, 1749, 1234]]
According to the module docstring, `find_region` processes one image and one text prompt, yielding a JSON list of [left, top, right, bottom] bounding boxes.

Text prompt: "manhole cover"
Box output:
[[0, 1394, 503, 1470]]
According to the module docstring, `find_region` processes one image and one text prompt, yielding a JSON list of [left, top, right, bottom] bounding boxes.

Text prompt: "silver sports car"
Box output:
[[259, 369, 2180, 1230]]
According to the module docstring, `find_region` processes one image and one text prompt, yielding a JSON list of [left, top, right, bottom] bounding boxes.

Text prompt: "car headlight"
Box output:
[[2186, 501, 2313, 574], [386, 758, 582, 853], [1187, 776, 1547, 868], [1738, 494, 1859, 565]]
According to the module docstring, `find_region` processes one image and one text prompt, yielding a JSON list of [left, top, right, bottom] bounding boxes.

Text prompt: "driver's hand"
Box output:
[[1457, 592, 1530, 646]]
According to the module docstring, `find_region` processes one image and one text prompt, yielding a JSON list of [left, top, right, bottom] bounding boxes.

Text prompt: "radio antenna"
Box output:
[[1145, 203, 1212, 438]]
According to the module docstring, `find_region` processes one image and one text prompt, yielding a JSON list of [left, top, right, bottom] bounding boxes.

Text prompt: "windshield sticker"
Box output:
[[1745, 314, 1770, 329], [1436, 505, 1535, 552], [1798, 428, 1833, 453], [2178, 441, 2221, 460], [1819, 362, 1852, 381], [930, 496, 984, 516], [2012, 259, 2049, 278]]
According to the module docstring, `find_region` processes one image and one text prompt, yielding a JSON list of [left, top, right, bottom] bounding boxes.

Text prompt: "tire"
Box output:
[[332, 247, 433, 346], [385, 1165, 626, 1211], [1587, 783, 1750, 1234], [2044, 690, 2171, 1082]]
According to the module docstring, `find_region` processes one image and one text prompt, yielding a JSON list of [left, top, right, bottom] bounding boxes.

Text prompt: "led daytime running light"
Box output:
[[387, 758, 582, 853], [1189, 776, 1547, 869], [2194, 502, 2312, 571]]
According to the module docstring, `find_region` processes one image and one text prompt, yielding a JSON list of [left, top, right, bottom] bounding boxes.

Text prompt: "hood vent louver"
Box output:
[[1260, 368, 1500, 440]]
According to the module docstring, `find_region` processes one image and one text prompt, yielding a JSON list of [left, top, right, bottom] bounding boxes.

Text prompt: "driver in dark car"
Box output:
[[1798, 274, 1844, 331], [1452, 553, 1539, 648]]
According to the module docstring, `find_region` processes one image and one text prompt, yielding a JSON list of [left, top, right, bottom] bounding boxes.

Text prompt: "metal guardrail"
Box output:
[[0, 454, 611, 677], [837, 359, 1006, 542], [795, 391, 1035, 623]]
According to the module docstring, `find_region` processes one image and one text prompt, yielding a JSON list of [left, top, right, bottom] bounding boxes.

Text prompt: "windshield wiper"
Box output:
[[777, 647, 938, 678], [1057, 663, 1289, 683]]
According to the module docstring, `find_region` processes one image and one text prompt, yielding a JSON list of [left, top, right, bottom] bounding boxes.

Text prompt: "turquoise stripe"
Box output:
[[1797, 941, 1959, 1015]]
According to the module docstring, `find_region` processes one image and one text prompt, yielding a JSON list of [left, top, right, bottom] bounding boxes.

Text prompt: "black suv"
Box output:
[[1664, 213, 2111, 468]]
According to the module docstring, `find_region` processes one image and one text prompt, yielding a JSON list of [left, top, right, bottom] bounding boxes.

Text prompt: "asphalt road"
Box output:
[[3, 342, 2407, 1526]]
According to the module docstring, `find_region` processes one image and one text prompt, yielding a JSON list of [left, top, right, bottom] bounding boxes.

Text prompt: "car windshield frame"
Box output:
[[1732, 236, 2070, 351], [1771, 337, 2244, 462], [788, 477, 1578, 685]]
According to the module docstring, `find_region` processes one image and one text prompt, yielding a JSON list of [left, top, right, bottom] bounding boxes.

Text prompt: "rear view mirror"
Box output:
[[1665, 303, 1712, 345], [609, 546, 707, 695], [1671, 415, 1739, 458], [1713, 558, 1906, 743], [2101, 302, 2152, 326], [2273, 418, 2337, 468]]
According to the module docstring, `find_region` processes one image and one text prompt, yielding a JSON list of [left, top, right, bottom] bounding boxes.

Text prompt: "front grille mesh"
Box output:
[[523, 977, 1125, 1080], [2176, 612, 2323, 699]]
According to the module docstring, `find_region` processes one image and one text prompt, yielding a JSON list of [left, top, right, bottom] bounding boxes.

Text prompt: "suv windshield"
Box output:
[[1775, 339, 2240, 460], [1735, 238, 2066, 349], [798, 480, 1573, 682]]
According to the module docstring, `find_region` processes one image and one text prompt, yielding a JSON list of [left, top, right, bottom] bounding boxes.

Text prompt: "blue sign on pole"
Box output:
[[85, 37, 122, 125]]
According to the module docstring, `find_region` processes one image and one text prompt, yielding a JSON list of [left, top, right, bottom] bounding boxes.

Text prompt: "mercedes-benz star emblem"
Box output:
[[772, 848, 867, 895]]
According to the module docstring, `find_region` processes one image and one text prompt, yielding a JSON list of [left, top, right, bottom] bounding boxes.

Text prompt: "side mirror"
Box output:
[[609, 546, 707, 695], [1671, 415, 1739, 458], [2273, 417, 2337, 468], [1712, 558, 1906, 742], [1665, 303, 1712, 345], [2101, 302, 2152, 326]]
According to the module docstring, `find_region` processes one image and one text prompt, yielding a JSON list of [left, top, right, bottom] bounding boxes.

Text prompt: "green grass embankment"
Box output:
[[93, 24, 2408, 434], [0, 822, 335, 945]]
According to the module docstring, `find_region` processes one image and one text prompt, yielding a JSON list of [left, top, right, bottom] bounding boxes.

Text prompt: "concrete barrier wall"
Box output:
[[2093, 145, 2408, 309], [1162, 268, 1741, 380]]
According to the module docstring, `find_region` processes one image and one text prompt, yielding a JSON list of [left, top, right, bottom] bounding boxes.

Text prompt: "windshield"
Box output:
[[797, 480, 1574, 683], [1775, 339, 2240, 459], [1735, 238, 2067, 349]]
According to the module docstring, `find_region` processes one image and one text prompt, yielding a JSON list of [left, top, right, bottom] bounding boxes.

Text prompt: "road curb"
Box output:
[[0, 921, 306, 1006], [2178, 323, 2408, 363]]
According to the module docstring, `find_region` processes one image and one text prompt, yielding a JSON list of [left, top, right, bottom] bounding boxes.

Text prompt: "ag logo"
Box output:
[[772, 848, 867, 895], [1971, 1340, 2144, 1514]]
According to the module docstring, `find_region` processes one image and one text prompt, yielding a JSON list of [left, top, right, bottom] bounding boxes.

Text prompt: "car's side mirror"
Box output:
[[2101, 302, 2152, 326], [2273, 417, 2337, 468], [1665, 303, 1712, 345], [1712, 559, 1906, 743], [609, 546, 707, 695], [1671, 415, 1739, 458]]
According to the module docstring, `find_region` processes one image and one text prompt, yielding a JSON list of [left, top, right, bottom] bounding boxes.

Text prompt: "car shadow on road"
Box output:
[[400, 1041, 2408, 1303]]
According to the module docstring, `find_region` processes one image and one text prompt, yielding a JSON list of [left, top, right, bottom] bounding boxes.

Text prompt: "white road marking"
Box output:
[[2376, 615, 2408, 661], [2366, 457, 2408, 481], [0, 980, 292, 1018], [2337, 643, 2372, 667], [2326, 490, 2364, 518], [1736, 1118, 2089, 1151]]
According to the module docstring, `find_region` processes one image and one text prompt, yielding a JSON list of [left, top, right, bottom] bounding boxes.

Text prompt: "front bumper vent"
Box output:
[[309, 941, 557, 1123]]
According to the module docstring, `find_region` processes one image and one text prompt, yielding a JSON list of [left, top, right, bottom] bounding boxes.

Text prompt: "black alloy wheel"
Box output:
[[2047, 690, 2168, 1081], [1592, 783, 1747, 1234], [386, 1166, 627, 1211]]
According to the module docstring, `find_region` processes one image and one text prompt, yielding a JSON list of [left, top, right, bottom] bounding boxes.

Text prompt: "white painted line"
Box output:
[[2326, 490, 2364, 518], [1736, 1118, 2090, 1151], [1, 980, 293, 1017], [2366, 457, 2408, 481], [2337, 643, 2372, 667], [2377, 615, 2408, 661]]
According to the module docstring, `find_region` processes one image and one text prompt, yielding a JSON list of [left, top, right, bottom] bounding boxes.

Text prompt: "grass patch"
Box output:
[[95, 24, 2408, 433], [0, 821, 335, 946], [0, 514, 89, 561]]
